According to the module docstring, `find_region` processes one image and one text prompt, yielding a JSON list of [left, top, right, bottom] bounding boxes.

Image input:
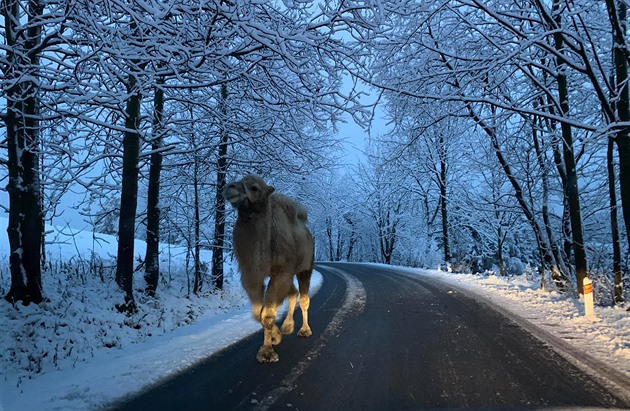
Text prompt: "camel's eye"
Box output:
[[250, 186, 259, 192]]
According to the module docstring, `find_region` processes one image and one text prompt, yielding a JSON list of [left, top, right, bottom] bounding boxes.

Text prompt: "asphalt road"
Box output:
[[109, 263, 629, 410]]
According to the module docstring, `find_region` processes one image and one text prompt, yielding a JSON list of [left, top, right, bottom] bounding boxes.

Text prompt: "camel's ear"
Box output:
[[266, 186, 275, 198]]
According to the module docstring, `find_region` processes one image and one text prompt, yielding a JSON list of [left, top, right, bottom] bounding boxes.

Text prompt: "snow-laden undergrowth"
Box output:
[[0, 218, 247, 385]]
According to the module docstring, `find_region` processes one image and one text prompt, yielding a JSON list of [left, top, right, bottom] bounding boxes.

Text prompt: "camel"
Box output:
[[223, 174, 314, 363]]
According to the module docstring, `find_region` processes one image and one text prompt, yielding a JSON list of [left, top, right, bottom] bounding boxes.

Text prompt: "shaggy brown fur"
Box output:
[[223, 174, 314, 363]]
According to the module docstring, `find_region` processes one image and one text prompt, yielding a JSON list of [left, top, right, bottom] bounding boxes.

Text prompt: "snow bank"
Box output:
[[0, 270, 323, 411], [0, 218, 328, 410]]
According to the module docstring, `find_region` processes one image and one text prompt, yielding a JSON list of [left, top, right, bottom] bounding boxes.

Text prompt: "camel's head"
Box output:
[[223, 174, 275, 211]]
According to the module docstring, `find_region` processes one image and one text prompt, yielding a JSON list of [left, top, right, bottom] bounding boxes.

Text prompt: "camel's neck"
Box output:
[[236, 210, 271, 238], [234, 204, 272, 276], [237, 205, 268, 223]]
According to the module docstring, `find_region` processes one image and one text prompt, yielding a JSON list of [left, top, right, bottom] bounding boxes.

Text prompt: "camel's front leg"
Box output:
[[297, 270, 312, 337], [257, 275, 292, 363], [241, 276, 264, 322], [297, 295, 312, 337], [257, 305, 280, 363]]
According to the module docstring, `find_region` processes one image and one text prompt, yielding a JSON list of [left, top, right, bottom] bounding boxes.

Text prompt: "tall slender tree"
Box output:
[[606, 0, 628, 304], [550, 0, 588, 294], [2, 0, 46, 304], [437, 131, 450, 269], [115, 67, 143, 312], [211, 83, 229, 290], [144, 80, 165, 297]]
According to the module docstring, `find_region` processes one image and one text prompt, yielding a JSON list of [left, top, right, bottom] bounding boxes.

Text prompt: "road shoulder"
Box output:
[[386, 266, 630, 407]]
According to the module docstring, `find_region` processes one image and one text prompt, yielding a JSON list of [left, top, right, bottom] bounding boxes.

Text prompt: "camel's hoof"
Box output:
[[256, 346, 279, 363], [281, 322, 295, 335], [297, 327, 312, 338], [271, 325, 282, 345]]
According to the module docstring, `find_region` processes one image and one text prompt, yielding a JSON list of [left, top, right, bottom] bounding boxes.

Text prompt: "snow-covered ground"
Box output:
[[0, 218, 320, 411], [0, 266, 323, 411], [1, 221, 629, 410]]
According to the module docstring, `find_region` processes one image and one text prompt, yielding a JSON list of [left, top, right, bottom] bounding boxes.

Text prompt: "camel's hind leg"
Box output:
[[297, 270, 312, 338], [281, 284, 298, 335], [258, 275, 292, 363]]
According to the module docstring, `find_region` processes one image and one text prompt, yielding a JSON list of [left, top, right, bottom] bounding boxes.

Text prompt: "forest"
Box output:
[[2, 0, 630, 317]]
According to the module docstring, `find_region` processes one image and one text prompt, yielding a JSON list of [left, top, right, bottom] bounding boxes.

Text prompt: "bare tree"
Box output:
[[606, 0, 628, 304], [144, 80, 165, 297], [211, 83, 229, 290], [1, 0, 62, 304]]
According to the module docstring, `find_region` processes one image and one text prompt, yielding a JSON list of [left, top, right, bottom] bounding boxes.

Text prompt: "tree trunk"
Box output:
[[438, 132, 450, 270], [192, 140, 202, 295], [606, 0, 630, 246], [379, 209, 397, 265], [561, 200, 572, 263], [144, 82, 165, 297], [553, 1, 588, 294], [345, 215, 356, 261], [326, 217, 335, 261], [115, 73, 142, 313], [497, 225, 505, 276], [3, 0, 44, 305], [211, 84, 229, 290], [40, 141, 46, 270], [606, 0, 629, 304], [378, 214, 388, 264], [609, 137, 624, 304], [494, 190, 505, 276]]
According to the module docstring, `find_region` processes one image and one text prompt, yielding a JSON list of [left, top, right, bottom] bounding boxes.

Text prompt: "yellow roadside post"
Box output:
[[583, 277, 595, 318]]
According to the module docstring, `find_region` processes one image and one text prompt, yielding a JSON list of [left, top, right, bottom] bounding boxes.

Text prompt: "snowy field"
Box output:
[[0, 221, 629, 410]]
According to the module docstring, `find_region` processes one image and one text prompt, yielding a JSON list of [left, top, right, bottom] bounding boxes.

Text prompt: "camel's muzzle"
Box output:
[[223, 183, 244, 206]]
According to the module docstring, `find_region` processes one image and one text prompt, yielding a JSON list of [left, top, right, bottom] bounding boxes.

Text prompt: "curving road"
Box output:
[[109, 263, 629, 410]]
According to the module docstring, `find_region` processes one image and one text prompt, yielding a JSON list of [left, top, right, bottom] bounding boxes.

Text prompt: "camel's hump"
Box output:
[[271, 194, 308, 223]]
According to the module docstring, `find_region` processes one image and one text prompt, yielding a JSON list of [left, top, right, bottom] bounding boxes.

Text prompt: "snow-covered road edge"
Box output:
[[0, 271, 323, 411], [466, 285, 630, 405]]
